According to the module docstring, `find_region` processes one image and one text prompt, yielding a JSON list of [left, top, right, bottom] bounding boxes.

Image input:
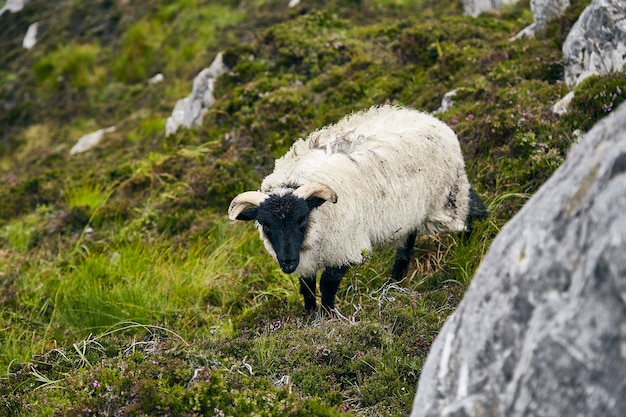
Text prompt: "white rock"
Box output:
[[551, 90, 575, 115], [509, 23, 537, 41], [433, 90, 457, 114], [563, 0, 626, 87], [0, 0, 30, 16], [69, 126, 116, 155], [148, 73, 164, 85], [165, 52, 227, 136], [511, 0, 571, 40], [22, 22, 38, 50], [531, 0, 570, 30], [462, 0, 519, 18]]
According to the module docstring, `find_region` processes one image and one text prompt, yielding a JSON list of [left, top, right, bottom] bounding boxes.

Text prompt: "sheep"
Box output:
[[228, 104, 487, 314]]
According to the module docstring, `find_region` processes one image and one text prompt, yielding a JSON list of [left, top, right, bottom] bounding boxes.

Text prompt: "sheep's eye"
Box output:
[[262, 224, 271, 236], [299, 218, 308, 233]]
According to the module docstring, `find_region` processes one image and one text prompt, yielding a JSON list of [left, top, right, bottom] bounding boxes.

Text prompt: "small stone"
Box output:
[[0, 0, 30, 16], [148, 73, 164, 85], [551, 90, 575, 115], [69, 127, 116, 155], [22, 22, 38, 49]]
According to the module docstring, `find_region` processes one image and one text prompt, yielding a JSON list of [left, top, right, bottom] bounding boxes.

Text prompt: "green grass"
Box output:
[[1, 0, 622, 415], [33, 43, 104, 90], [1, 217, 38, 252], [63, 180, 116, 212]]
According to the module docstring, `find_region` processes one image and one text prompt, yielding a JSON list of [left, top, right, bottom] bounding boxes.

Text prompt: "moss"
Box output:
[[565, 73, 626, 132], [112, 19, 164, 83], [5, 336, 348, 416], [34, 43, 105, 92]]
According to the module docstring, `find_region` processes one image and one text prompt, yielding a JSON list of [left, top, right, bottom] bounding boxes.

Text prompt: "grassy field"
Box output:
[[1, 0, 625, 415]]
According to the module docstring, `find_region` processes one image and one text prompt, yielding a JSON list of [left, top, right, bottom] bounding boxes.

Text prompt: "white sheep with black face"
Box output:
[[229, 105, 486, 314]]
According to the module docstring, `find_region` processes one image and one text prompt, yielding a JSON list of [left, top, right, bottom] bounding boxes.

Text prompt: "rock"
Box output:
[[69, 126, 116, 155], [0, 0, 29, 16], [563, 0, 626, 87], [510, 0, 570, 40], [551, 90, 574, 114], [148, 73, 164, 85], [531, 0, 570, 31], [410, 101, 626, 417], [22, 22, 38, 49], [433, 90, 457, 114], [462, 0, 519, 18], [165, 52, 227, 136]]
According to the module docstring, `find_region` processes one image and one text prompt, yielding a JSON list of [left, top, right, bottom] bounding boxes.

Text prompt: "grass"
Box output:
[[33, 43, 104, 90], [2, 216, 38, 252], [63, 180, 116, 212], [1, 0, 623, 415]]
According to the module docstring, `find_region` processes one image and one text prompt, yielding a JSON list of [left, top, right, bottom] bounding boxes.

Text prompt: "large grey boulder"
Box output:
[[510, 0, 570, 40], [462, 0, 520, 18], [410, 101, 626, 417], [165, 52, 227, 136], [563, 0, 626, 87]]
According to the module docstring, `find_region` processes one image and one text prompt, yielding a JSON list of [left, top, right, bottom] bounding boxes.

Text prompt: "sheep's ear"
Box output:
[[235, 207, 258, 221], [293, 183, 338, 207], [228, 191, 268, 221]]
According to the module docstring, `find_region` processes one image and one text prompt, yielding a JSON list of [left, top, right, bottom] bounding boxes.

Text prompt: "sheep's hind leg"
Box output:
[[320, 265, 349, 314], [299, 275, 317, 314], [391, 231, 417, 280], [463, 188, 488, 239]]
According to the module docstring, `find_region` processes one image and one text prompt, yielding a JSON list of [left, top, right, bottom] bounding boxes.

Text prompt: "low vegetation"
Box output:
[[1, 0, 624, 415]]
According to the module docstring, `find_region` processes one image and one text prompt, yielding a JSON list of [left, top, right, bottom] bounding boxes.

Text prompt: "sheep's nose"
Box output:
[[279, 259, 298, 274]]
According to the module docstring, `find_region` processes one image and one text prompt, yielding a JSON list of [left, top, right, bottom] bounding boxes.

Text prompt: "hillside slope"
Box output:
[[1, 0, 625, 415]]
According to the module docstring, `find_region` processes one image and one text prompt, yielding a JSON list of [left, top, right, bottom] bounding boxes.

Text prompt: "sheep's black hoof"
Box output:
[[303, 303, 317, 316], [391, 259, 410, 280], [302, 305, 336, 319]]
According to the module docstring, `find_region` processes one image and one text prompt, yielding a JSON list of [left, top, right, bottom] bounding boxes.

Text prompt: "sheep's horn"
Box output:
[[293, 183, 338, 203], [228, 191, 268, 220]]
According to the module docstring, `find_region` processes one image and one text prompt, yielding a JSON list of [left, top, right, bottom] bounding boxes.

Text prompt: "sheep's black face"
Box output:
[[234, 191, 329, 274], [256, 194, 312, 274]]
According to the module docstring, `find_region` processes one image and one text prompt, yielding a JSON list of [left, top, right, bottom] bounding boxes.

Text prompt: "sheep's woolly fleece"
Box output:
[[260, 105, 471, 277]]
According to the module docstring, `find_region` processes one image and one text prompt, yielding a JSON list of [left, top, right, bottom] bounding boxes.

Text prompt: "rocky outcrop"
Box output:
[[462, 0, 519, 18], [410, 101, 626, 417], [510, 0, 570, 39], [165, 52, 227, 136], [563, 0, 626, 87]]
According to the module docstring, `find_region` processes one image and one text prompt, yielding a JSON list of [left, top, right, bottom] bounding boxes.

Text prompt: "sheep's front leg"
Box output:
[[299, 275, 317, 314], [320, 265, 349, 313], [391, 231, 417, 280]]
